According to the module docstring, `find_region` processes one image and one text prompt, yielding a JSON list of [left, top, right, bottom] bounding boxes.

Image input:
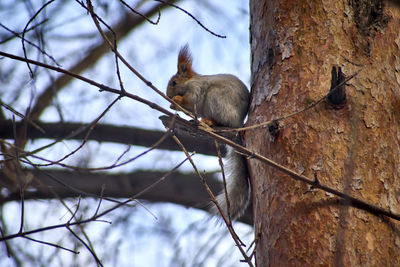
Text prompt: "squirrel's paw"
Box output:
[[172, 95, 184, 104], [201, 118, 217, 127], [169, 95, 184, 110], [198, 118, 217, 132]]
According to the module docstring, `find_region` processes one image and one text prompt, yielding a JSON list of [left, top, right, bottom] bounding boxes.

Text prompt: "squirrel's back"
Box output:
[[188, 74, 249, 128]]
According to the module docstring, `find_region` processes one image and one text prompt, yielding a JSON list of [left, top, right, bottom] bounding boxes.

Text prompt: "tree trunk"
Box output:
[[247, 0, 400, 265]]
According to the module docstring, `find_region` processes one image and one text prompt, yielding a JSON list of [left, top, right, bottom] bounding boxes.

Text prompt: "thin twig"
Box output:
[[36, 96, 121, 167], [0, 101, 45, 133], [246, 222, 262, 259], [172, 134, 252, 266], [67, 226, 103, 267], [94, 185, 106, 217], [23, 236, 79, 254], [68, 196, 82, 224], [1, 124, 169, 171], [219, 67, 364, 133], [0, 154, 191, 242], [341, 55, 366, 67], [153, 0, 226, 38], [214, 140, 232, 224], [18, 187, 25, 234], [21, 0, 55, 77], [119, 0, 161, 25], [0, 21, 57, 64], [80, 0, 126, 92], [203, 129, 400, 222]]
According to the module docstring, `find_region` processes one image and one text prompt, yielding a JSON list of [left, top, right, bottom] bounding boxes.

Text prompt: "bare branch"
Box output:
[[0, 120, 222, 156], [21, 0, 55, 77], [66, 226, 103, 267], [219, 67, 365, 133], [171, 134, 253, 266], [23, 236, 79, 254], [153, 0, 226, 38], [0, 155, 201, 243], [119, 0, 161, 25], [0, 21, 57, 64]]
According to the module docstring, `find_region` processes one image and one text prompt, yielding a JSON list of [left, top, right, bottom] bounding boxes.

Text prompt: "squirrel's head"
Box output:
[[166, 44, 196, 98]]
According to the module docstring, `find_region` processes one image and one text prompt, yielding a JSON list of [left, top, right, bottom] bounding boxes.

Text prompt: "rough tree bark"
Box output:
[[247, 0, 400, 265]]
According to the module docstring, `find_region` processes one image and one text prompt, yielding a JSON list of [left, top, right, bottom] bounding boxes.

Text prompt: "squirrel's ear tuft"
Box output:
[[177, 44, 194, 77]]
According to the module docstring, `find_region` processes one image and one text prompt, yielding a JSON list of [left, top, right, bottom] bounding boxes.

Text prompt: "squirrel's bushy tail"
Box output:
[[210, 146, 250, 220]]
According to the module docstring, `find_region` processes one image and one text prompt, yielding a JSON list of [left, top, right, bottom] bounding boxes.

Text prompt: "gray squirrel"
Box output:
[[166, 45, 250, 219]]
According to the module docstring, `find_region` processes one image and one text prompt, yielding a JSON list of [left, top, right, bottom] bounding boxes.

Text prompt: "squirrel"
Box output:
[[166, 44, 250, 219]]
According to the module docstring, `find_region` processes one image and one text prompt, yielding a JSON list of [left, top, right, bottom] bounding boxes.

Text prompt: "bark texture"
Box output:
[[247, 0, 400, 265]]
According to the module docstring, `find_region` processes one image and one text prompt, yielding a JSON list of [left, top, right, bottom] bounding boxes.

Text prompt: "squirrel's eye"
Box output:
[[172, 80, 177, 86]]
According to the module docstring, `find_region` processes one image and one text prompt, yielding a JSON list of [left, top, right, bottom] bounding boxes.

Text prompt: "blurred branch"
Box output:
[[0, 120, 224, 156], [0, 169, 253, 225]]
